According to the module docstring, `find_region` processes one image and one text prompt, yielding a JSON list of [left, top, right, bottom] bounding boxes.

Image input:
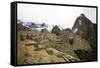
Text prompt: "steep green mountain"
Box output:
[[72, 14, 97, 49], [72, 14, 97, 61]]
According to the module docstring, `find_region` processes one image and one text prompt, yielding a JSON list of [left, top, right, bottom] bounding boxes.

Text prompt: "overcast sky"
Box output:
[[17, 3, 96, 30]]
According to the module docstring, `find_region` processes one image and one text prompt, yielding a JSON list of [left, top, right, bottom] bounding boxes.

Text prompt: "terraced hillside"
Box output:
[[17, 14, 97, 65], [17, 29, 94, 64], [17, 31, 81, 64]]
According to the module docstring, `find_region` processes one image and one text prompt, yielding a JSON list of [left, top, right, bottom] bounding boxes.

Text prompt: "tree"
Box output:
[[51, 25, 61, 35]]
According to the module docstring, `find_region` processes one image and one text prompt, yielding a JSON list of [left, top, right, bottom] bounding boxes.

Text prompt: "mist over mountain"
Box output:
[[17, 20, 48, 31]]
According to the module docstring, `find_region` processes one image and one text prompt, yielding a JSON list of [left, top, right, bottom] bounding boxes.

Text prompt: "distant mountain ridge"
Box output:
[[17, 20, 48, 31], [17, 20, 31, 31]]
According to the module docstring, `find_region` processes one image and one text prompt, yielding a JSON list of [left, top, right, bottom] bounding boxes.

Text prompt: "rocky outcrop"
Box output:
[[63, 28, 72, 32]]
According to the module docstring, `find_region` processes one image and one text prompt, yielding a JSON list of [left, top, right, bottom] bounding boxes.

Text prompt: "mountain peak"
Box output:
[[80, 13, 85, 17], [72, 13, 93, 33], [77, 13, 87, 20]]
